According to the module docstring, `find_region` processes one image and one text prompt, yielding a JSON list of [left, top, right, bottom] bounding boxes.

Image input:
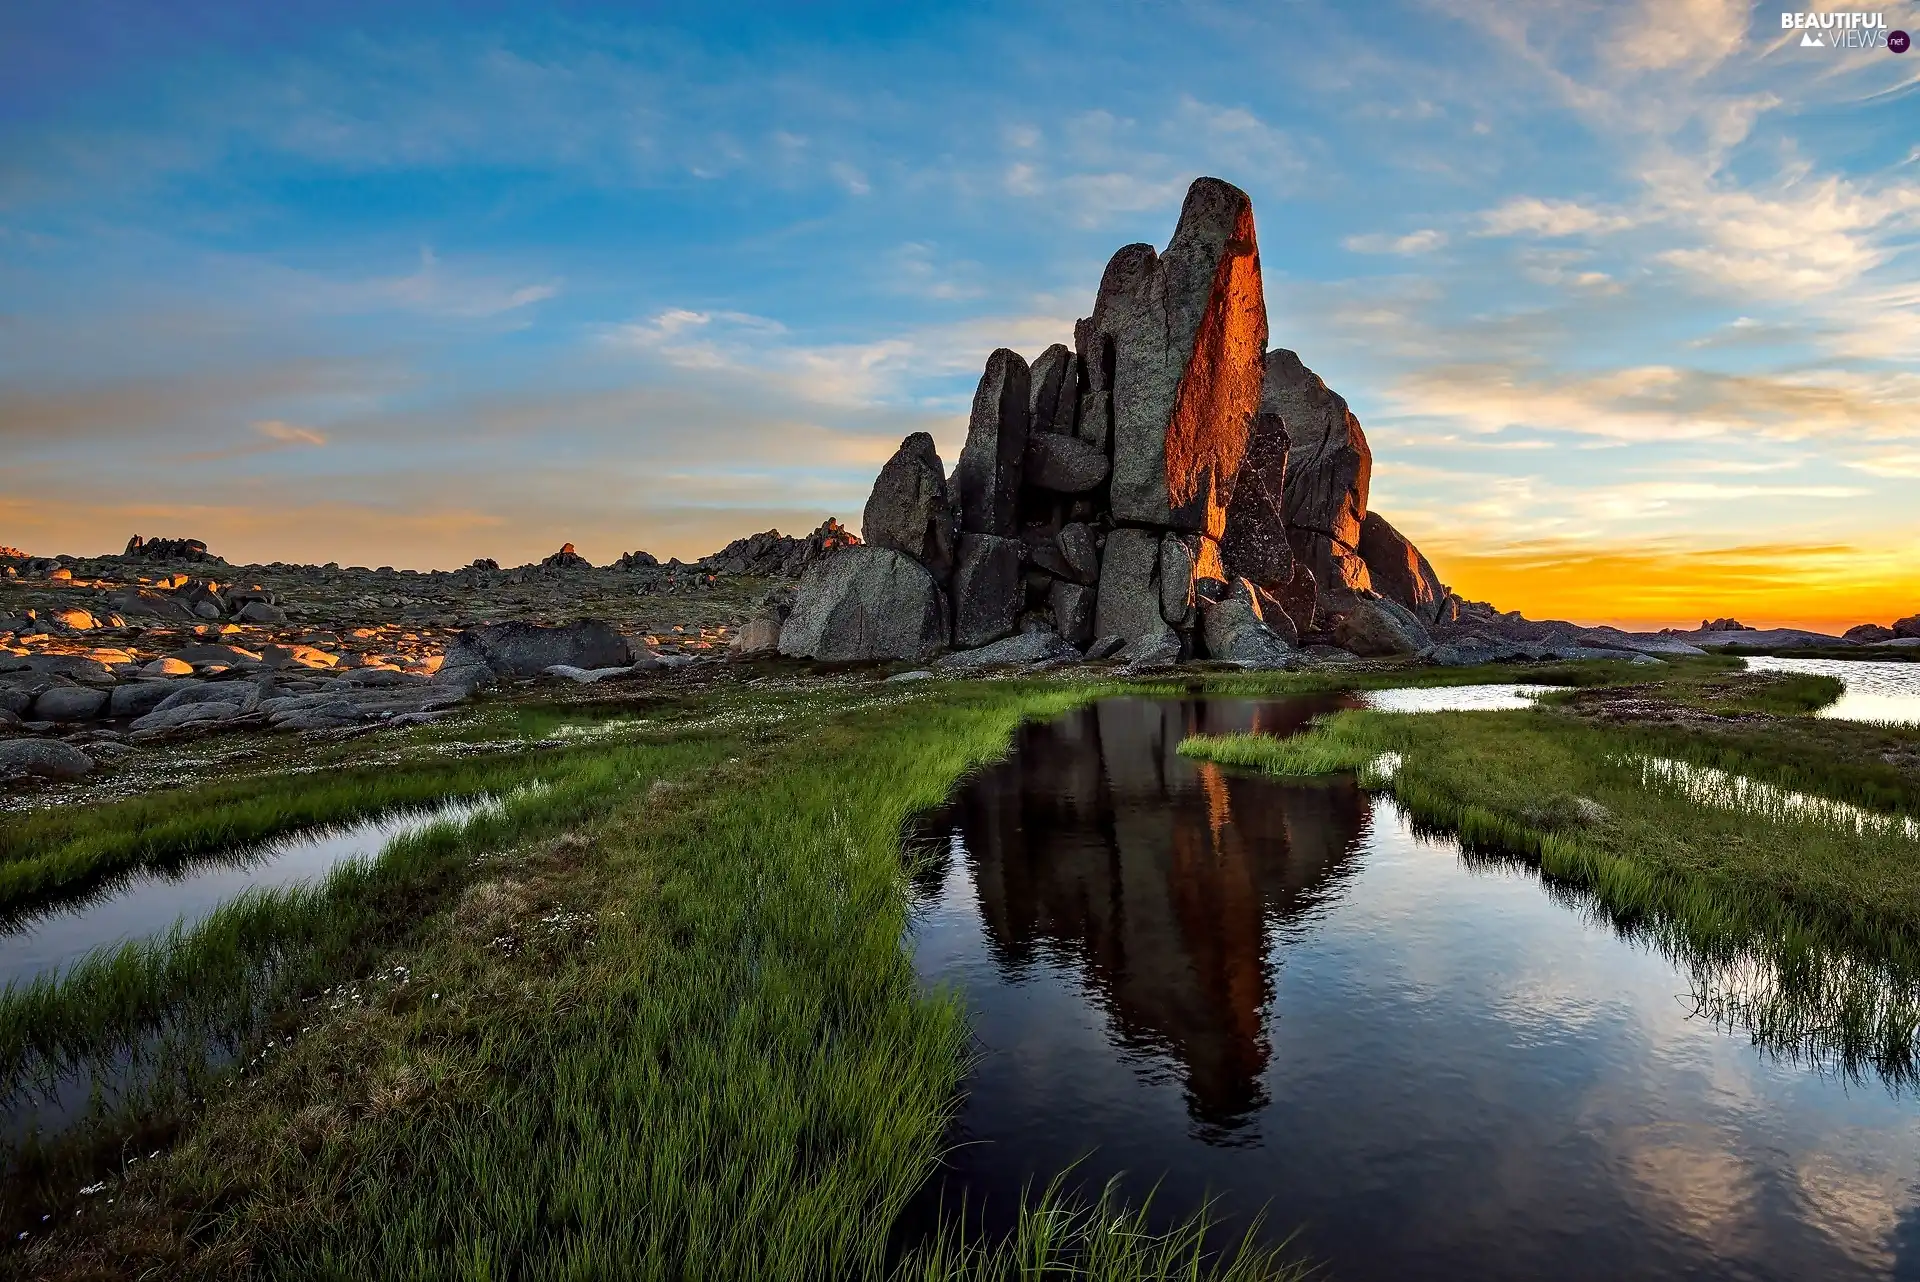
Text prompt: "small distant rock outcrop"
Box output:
[[699, 519, 860, 577], [775, 176, 1455, 666], [1699, 617, 1755, 633], [541, 543, 592, 569], [123, 535, 223, 564]]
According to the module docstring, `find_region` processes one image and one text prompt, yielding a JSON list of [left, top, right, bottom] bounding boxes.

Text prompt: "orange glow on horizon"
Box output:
[[1432, 537, 1920, 634]]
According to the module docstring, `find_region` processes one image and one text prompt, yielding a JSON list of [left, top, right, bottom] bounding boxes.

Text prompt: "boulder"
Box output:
[[1334, 598, 1428, 657], [1159, 534, 1197, 628], [1094, 528, 1168, 648], [1845, 623, 1896, 643], [49, 607, 97, 631], [936, 630, 1080, 671], [130, 702, 247, 734], [952, 348, 1030, 537], [1201, 579, 1294, 668], [141, 657, 196, 676], [1049, 579, 1096, 646], [1221, 410, 1293, 590], [1266, 348, 1373, 593], [951, 533, 1024, 650], [1027, 342, 1078, 436], [862, 432, 957, 579], [1120, 629, 1182, 670], [31, 685, 109, 722], [1895, 615, 1920, 640], [1357, 512, 1448, 625], [110, 680, 198, 719], [543, 664, 651, 685], [729, 586, 795, 661], [171, 644, 264, 666], [21, 654, 115, 683], [443, 620, 632, 678], [540, 543, 592, 569], [1024, 432, 1109, 494], [777, 546, 949, 662], [1057, 523, 1100, 583], [236, 601, 288, 625], [0, 739, 95, 781], [1084, 178, 1267, 537]]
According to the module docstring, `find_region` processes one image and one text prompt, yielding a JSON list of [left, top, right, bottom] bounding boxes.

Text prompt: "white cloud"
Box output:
[[251, 419, 328, 447], [1343, 229, 1448, 254], [1479, 197, 1637, 238]]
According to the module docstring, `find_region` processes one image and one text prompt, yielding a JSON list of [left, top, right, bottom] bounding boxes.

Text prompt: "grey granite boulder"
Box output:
[[1357, 512, 1449, 625], [936, 629, 1080, 670], [1094, 527, 1167, 648], [1085, 178, 1267, 537], [862, 432, 957, 580], [952, 348, 1030, 537], [443, 620, 632, 678], [1024, 432, 1109, 494], [951, 533, 1023, 650], [30, 685, 109, 723], [1201, 579, 1294, 668], [1049, 579, 1096, 647], [1221, 410, 1293, 589], [109, 680, 197, 719], [1028, 342, 1079, 436], [1159, 534, 1197, 628], [1267, 348, 1373, 594], [778, 546, 949, 662], [1334, 598, 1429, 657], [0, 739, 95, 781], [130, 701, 247, 734]]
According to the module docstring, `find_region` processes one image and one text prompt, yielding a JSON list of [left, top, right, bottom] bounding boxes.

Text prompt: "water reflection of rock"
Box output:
[[943, 696, 1370, 1137]]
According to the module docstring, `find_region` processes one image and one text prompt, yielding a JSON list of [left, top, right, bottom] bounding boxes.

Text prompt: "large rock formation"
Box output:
[[775, 175, 1450, 665]]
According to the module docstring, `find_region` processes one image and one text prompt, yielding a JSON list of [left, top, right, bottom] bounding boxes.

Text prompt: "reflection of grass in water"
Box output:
[[1182, 706, 1920, 1087], [901, 1171, 1309, 1281]]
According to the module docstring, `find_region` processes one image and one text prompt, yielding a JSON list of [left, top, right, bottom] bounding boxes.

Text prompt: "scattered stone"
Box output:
[[142, 657, 196, 676], [0, 739, 95, 781], [885, 669, 936, 683], [777, 546, 949, 662], [49, 607, 97, 631], [236, 601, 288, 624], [543, 664, 652, 684]]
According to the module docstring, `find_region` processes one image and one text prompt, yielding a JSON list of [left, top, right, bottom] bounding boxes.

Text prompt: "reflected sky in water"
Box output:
[[907, 698, 1920, 1281], [1745, 656, 1920, 726]]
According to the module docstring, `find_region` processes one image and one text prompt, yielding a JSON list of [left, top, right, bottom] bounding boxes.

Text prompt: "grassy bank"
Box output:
[[14, 677, 1314, 1281]]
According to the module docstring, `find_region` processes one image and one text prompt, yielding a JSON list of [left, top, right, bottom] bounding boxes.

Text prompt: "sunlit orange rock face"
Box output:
[[1092, 178, 1268, 538]]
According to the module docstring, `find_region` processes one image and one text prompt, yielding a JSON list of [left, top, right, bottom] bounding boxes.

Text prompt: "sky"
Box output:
[[3, 0, 1918, 631]]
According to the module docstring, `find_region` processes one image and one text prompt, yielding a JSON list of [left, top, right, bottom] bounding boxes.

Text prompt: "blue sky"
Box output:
[[4, 0, 1918, 626]]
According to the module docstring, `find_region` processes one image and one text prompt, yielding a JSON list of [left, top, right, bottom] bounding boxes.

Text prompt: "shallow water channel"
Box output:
[[907, 697, 1920, 1280], [1745, 656, 1920, 726], [0, 795, 490, 993]]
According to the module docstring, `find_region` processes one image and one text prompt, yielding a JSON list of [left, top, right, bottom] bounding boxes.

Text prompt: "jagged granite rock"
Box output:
[[1159, 534, 1197, 628], [443, 619, 632, 678], [953, 348, 1031, 537], [1266, 348, 1372, 593], [952, 533, 1023, 650], [122, 535, 221, 563], [613, 549, 659, 570], [540, 543, 592, 569], [1028, 342, 1079, 436], [862, 432, 957, 580], [936, 629, 1080, 670], [1049, 579, 1096, 646], [1024, 432, 1109, 494], [1201, 579, 1294, 668], [1095, 528, 1175, 650], [0, 739, 95, 781], [1334, 598, 1429, 657], [1896, 615, 1920, 640], [1357, 512, 1449, 625], [777, 546, 948, 662], [1845, 623, 1896, 642], [699, 520, 860, 577], [1221, 411, 1294, 590], [1084, 178, 1267, 537]]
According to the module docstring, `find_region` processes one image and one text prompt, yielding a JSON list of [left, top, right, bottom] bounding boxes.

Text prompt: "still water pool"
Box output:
[[1744, 656, 1920, 726], [907, 697, 1920, 1280]]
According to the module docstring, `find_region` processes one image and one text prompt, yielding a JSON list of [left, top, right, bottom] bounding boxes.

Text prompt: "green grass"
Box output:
[[17, 679, 1315, 1281]]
